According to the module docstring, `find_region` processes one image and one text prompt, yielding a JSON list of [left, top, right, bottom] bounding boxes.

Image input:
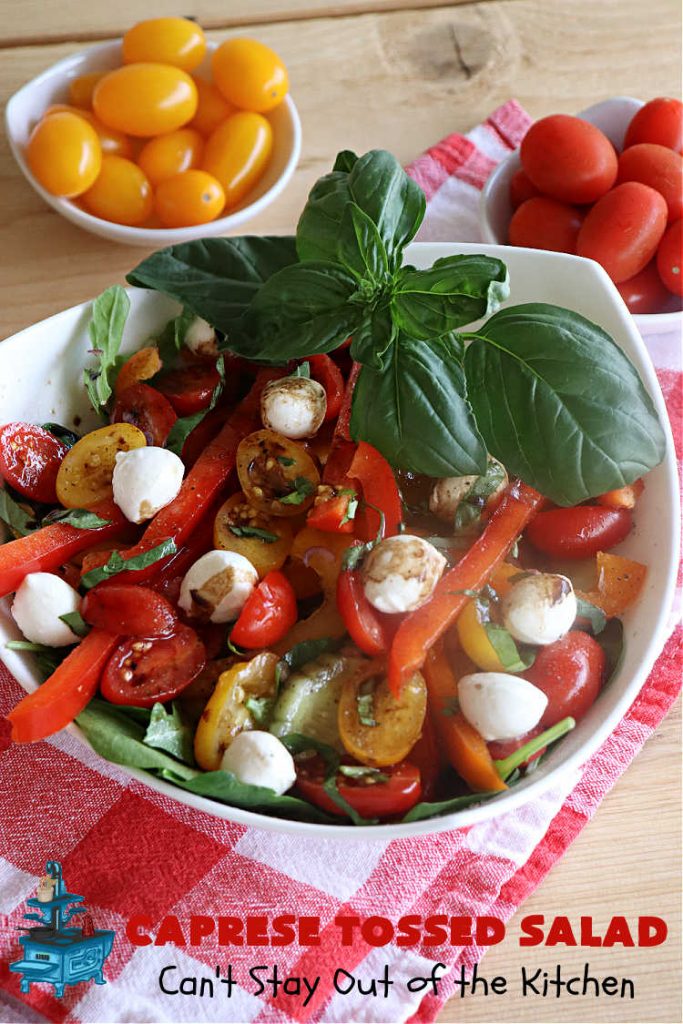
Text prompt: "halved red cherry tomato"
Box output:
[[508, 197, 584, 253], [525, 506, 632, 559], [337, 568, 388, 656], [576, 182, 668, 283], [624, 98, 683, 152], [656, 219, 683, 296], [156, 363, 221, 415], [307, 491, 356, 533], [111, 383, 177, 446], [296, 758, 422, 820], [509, 169, 540, 209], [526, 630, 606, 726], [82, 585, 178, 637], [101, 624, 206, 706], [230, 570, 297, 649], [0, 423, 68, 504], [348, 441, 403, 540], [520, 115, 618, 204], [616, 261, 671, 314], [617, 143, 683, 223], [308, 354, 345, 421]]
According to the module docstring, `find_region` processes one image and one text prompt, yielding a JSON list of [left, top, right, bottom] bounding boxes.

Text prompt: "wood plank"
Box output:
[[1, 0, 482, 48], [0, 0, 680, 338]]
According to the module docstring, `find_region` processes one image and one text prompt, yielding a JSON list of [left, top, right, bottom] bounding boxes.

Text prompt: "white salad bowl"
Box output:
[[0, 242, 678, 838], [479, 97, 682, 336], [5, 40, 302, 247]]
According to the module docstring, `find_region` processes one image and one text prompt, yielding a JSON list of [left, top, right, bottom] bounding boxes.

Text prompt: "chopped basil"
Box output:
[[277, 455, 295, 467], [338, 765, 389, 782], [0, 489, 37, 539], [80, 539, 176, 590], [279, 476, 315, 506], [42, 507, 111, 530], [229, 525, 278, 543], [227, 636, 249, 657], [484, 623, 536, 672], [58, 611, 91, 638], [356, 685, 378, 727], [575, 596, 608, 635], [340, 496, 359, 526], [245, 696, 276, 727], [453, 459, 507, 534], [293, 361, 311, 378]]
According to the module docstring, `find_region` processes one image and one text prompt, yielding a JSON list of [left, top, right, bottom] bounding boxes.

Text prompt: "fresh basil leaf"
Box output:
[[83, 285, 130, 416], [77, 699, 197, 779], [165, 354, 225, 455], [341, 541, 372, 572], [42, 507, 111, 530], [159, 766, 335, 823], [575, 596, 607, 635], [464, 304, 666, 505], [334, 150, 359, 173], [242, 262, 363, 362], [350, 332, 487, 477], [484, 623, 535, 672], [156, 307, 195, 365], [143, 702, 195, 765], [392, 255, 509, 338], [127, 237, 298, 337], [292, 361, 311, 378], [337, 202, 390, 285], [245, 696, 276, 727], [0, 489, 38, 539], [229, 525, 278, 542], [41, 423, 80, 448], [282, 733, 375, 825], [349, 301, 397, 370], [80, 539, 176, 590], [402, 791, 495, 823], [275, 636, 345, 688], [279, 476, 316, 505], [58, 611, 90, 638]]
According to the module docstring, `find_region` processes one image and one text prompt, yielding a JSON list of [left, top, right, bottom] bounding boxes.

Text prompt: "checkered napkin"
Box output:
[[0, 100, 681, 1024]]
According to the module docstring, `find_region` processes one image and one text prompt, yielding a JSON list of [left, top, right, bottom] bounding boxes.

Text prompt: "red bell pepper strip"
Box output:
[[309, 354, 345, 421], [108, 368, 280, 584], [336, 569, 388, 656], [323, 362, 360, 486], [7, 629, 120, 743], [306, 492, 356, 534], [388, 480, 544, 695], [0, 500, 128, 600], [348, 441, 403, 541]]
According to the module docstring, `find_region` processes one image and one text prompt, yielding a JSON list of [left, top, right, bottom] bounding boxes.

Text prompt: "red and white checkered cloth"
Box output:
[[1, 100, 681, 1024]]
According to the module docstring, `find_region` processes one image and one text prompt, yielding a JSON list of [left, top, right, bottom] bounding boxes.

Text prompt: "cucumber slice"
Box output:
[[270, 653, 364, 751]]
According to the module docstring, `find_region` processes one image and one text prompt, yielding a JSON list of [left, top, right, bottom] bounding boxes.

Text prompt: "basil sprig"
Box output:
[[80, 539, 177, 590], [128, 149, 666, 503]]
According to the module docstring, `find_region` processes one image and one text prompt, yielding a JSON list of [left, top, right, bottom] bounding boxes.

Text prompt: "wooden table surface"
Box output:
[[0, 2, 680, 1021]]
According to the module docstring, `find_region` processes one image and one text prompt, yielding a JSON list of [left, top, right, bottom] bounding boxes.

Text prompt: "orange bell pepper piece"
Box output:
[[578, 551, 647, 617]]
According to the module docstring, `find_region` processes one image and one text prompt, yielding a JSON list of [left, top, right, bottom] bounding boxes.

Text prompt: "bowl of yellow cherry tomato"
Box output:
[[5, 17, 302, 245]]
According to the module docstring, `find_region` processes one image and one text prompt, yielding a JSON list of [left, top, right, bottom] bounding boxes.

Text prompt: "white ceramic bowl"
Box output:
[[479, 97, 682, 336], [5, 40, 302, 246], [0, 241, 678, 837]]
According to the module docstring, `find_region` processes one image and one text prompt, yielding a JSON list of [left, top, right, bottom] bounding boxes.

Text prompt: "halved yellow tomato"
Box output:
[[456, 561, 521, 672], [214, 493, 293, 577], [55, 423, 146, 508], [338, 665, 427, 768], [236, 430, 320, 518]]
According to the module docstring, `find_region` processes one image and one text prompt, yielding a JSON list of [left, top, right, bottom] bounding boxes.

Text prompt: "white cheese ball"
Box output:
[[220, 730, 296, 795], [112, 446, 184, 525], [184, 315, 217, 357], [362, 534, 447, 614], [458, 672, 548, 742], [11, 573, 82, 647], [179, 549, 258, 623], [502, 572, 577, 647], [260, 376, 327, 439]]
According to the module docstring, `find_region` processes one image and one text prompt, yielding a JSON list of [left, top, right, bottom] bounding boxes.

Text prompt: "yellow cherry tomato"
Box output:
[[93, 63, 198, 137], [155, 170, 225, 228], [202, 112, 272, 208], [338, 667, 427, 768], [82, 156, 153, 225], [123, 17, 207, 72], [212, 38, 288, 113], [68, 71, 106, 109], [26, 112, 101, 198], [138, 128, 204, 186], [190, 76, 235, 136], [45, 104, 133, 158], [213, 493, 293, 577], [456, 562, 523, 672], [56, 424, 146, 508]]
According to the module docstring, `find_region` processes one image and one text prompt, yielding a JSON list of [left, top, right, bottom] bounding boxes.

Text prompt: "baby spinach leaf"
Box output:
[[281, 733, 376, 825], [127, 236, 298, 336], [464, 304, 667, 505], [80, 539, 176, 589], [0, 489, 38, 539], [83, 285, 130, 416], [350, 332, 487, 478], [242, 263, 363, 361], [392, 254, 509, 338], [337, 202, 390, 285], [402, 791, 495, 823], [164, 354, 225, 455], [144, 702, 195, 765], [77, 699, 197, 779], [41, 507, 111, 530], [58, 611, 90, 638]]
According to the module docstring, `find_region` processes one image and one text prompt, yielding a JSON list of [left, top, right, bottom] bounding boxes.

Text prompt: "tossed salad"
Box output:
[[0, 150, 665, 825]]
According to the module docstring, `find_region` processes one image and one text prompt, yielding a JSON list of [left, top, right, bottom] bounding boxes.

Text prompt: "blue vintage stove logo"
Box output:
[[10, 860, 115, 999]]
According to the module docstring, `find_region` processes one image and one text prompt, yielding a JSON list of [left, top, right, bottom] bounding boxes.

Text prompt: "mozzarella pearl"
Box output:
[[112, 446, 184, 524], [220, 730, 296, 795], [11, 572, 82, 647], [362, 534, 447, 614], [179, 549, 258, 623], [502, 572, 577, 646], [260, 376, 327, 439], [184, 315, 217, 357], [458, 672, 548, 742], [429, 457, 508, 523]]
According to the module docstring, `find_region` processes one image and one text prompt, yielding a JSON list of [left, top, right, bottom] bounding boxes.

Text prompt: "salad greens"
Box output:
[[0, 489, 37, 539], [128, 148, 665, 502], [83, 285, 130, 418]]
